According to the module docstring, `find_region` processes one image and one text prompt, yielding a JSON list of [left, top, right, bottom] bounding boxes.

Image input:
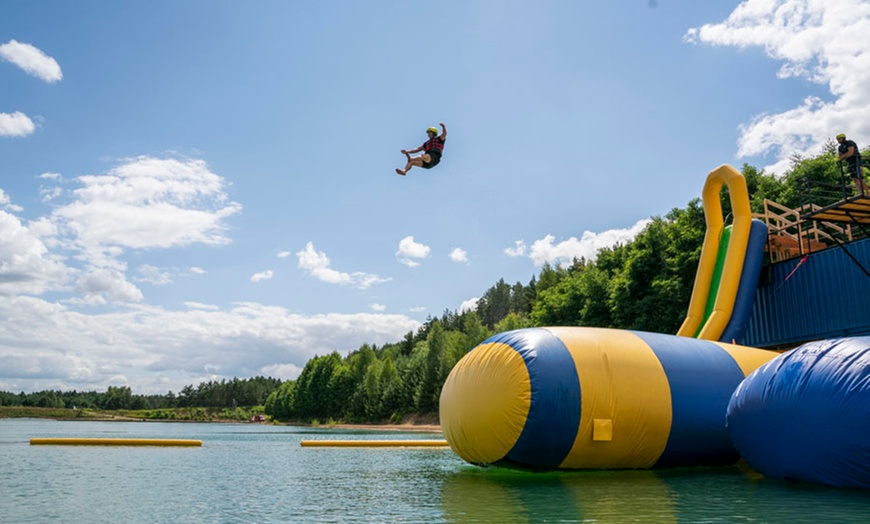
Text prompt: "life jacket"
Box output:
[[423, 136, 445, 155]]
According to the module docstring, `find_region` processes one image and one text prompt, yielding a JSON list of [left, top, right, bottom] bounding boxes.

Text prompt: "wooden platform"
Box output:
[[801, 194, 870, 224], [766, 234, 827, 258]]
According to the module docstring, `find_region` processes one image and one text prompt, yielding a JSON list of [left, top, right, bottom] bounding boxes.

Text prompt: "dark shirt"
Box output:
[[423, 136, 445, 155], [839, 139, 859, 164]]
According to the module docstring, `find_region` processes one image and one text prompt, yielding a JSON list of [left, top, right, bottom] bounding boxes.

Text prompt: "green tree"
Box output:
[[415, 322, 446, 413], [100, 386, 133, 410], [477, 279, 512, 328]]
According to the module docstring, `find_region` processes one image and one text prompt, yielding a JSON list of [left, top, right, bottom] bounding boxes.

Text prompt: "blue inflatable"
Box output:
[[727, 337, 870, 488]]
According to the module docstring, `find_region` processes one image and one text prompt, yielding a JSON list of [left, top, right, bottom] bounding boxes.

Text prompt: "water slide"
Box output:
[[676, 165, 767, 343]]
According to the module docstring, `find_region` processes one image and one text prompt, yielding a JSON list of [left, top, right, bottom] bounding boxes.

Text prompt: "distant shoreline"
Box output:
[[0, 407, 442, 433], [314, 423, 442, 433]]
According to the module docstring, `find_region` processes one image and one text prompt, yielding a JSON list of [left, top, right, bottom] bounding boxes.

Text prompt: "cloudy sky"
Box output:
[[1, 0, 867, 394]]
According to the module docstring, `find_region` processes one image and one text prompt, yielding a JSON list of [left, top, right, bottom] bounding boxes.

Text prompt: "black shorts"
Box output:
[[422, 151, 441, 169]]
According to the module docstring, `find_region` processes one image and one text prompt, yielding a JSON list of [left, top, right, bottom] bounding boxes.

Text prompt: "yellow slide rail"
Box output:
[[677, 165, 752, 341]]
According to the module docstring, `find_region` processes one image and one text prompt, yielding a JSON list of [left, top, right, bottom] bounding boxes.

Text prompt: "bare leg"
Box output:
[[396, 151, 413, 175], [398, 154, 429, 176], [855, 177, 868, 196]]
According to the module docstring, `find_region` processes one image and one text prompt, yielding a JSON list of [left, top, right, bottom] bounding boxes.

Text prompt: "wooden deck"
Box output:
[[801, 194, 870, 225]]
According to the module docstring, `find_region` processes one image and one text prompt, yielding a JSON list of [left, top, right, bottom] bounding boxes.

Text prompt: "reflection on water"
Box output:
[[2, 419, 870, 524], [441, 464, 870, 524], [442, 468, 676, 523]]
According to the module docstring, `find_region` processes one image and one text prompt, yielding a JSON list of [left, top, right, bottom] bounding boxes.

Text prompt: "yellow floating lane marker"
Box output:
[[30, 438, 202, 447], [300, 439, 449, 448]]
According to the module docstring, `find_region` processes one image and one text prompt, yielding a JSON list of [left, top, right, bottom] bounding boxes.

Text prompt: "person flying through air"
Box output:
[[396, 122, 447, 176]]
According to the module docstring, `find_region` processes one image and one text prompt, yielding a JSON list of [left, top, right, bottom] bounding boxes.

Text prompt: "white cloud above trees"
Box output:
[[685, 0, 870, 174]]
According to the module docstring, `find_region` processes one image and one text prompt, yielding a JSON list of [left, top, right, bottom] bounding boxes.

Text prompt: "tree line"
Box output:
[[0, 377, 281, 411], [2, 151, 860, 422]]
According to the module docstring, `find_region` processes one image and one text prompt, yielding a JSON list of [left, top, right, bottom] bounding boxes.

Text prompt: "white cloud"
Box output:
[[251, 270, 273, 282], [396, 235, 431, 267], [73, 268, 144, 304], [505, 240, 527, 258], [0, 210, 73, 296], [449, 247, 468, 263], [39, 186, 62, 204], [0, 40, 63, 82], [183, 301, 219, 311], [297, 242, 390, 289], [514, 219, 652, 267], [685, 0, 870, 174], [259, 363, 304, 381], [0, 297, 422, 394], [9, 155, 244, 305], [0, 189, 23, 213], [459, 297, 479, 313], [0, 111, 36, 137], [1, 156, 243, 306], [369, 303, 386, 312], [189, 266, 206, 275], [45, 156, 241, 275], [277, 251, 291, 258], [409, 306, 426, 313], [135, 264, 172, 285]]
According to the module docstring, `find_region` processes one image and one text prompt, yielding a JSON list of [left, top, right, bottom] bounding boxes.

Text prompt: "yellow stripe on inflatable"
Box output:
[[439, 342, 530, 464], [548, 328, 672, 469], [711, 341, 780, 378], [678, 164, 753, 340]]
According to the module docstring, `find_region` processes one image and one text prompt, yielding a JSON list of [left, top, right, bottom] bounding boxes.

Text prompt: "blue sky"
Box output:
[[2, 0, 868, 394]]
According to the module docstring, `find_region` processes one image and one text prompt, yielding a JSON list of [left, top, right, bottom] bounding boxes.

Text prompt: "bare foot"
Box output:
[[395, 168, 406, 176], [403, 151, 411, 161]]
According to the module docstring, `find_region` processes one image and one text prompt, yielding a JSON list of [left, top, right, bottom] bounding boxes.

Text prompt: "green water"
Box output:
[[1, 419, 868, 523]]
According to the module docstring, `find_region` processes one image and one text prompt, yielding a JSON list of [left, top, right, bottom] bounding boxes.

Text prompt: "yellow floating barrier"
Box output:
[[30, 438, 202, 447], [300, 439, 449, 448]]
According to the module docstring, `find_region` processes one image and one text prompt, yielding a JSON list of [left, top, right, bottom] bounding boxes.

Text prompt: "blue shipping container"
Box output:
[[742, 237, 870, 348]]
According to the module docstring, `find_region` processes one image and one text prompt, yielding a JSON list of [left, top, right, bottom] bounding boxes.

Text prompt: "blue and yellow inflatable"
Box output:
[[440, 327, 777, 470]]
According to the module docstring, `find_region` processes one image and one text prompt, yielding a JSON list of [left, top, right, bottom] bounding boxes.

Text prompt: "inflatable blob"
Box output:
[[439, 327, 777, 470], [726, 337, 870, 488]]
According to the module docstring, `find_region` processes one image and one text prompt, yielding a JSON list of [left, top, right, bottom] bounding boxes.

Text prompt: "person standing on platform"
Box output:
[[836, 133, 867, 196]]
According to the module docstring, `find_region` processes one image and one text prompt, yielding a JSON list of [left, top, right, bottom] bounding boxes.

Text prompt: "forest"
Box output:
[[0, 148, 860, 423]]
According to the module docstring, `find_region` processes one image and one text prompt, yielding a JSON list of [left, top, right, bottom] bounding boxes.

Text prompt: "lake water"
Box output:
[[1, 418, 868, 523]]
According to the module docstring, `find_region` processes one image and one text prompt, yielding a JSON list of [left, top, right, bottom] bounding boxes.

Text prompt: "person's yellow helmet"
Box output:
[[426, 127, 439, 134], [837, 133, 846, 139]]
